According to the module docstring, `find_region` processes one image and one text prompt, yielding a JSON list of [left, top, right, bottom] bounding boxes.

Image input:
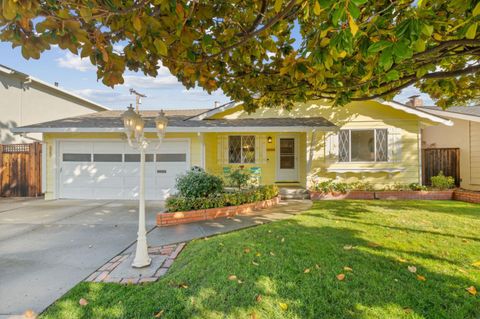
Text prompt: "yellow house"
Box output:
[[13, 99, 451, 200]]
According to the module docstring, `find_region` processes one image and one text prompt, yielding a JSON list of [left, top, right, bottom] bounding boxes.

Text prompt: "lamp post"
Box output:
[[122, 105, 168, 268]]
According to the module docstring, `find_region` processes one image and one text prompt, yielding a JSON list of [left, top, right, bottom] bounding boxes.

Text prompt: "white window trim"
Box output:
[[339, 128, 388, 163], [228, 135, 256, 164]]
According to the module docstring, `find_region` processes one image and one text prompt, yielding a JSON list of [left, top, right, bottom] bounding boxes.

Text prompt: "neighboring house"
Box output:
[[418, 100, 480, 191], [0, 64, 108, 144], [12, 99, 451, 200]]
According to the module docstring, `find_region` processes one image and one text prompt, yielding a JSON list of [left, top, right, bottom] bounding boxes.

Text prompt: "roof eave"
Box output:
[[417, 107, 480, 123], [377, 99, 453, 126], [12, 125, 337, 134]]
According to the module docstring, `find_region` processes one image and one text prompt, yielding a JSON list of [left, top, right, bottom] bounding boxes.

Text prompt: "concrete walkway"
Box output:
[[142, 199, 313, 249]]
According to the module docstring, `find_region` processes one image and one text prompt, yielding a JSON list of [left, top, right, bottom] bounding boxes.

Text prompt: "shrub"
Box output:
[[165, 185, 279, 212], [349, 181, 374, 191], [175, 170, 223, 198], [312, 180, 349, 194], [431, 171, 455, 190], [408, 183, 428, 191], [229, 168, 251, 189]]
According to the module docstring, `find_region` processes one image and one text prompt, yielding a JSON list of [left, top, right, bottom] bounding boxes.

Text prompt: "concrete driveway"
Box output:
[[0, 198, 162, 318]]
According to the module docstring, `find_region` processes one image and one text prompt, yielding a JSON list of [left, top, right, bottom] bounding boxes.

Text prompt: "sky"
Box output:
[[0, 41, 433, 110]]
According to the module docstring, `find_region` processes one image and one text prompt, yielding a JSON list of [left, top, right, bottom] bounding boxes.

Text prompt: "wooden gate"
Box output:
[[422, 148, 460, 187], [0, 143, 42, 197]]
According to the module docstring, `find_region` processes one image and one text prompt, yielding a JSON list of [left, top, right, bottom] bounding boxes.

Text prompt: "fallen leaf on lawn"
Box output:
[[270, 251, 275, 256], [462, 239, 468, 243], [466, 286, 477, 295], [344, 266, 353, 272], [250, 312, 257, 319], [268, 230, 272, 233], [367, 242, 380, 247], [255, 294, 262, 302], [336, 273, 345, 281], [279, 302, 288, 311], [237, 279, 243, 284], [23, 310, 37, 319], [154, 310, 164, 318], [244, 248, 251, 253], [79, 298, 88, 306], [471, 261, 480, 267], [203, 237, 209, 240], [416, 275, 426, 281], [178, 283, 189, 289], [219, 243, 224, 246], [228, 275, 237, 281], [343, 245, 353, 250], [255, 252, 261, 257], [281, 237, 285, 243], [315, 264, 321, 269], [403, 308, 413, 314], [304, 268, 310, 273], [408, 266, 417, 273], [252, 261, 259, 266], [396, 258, 408, 263], [458, 268, 468, 274]]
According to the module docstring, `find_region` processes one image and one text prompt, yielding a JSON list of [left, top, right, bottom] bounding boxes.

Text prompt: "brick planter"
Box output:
[[309, 190, 375, 200], [374, 190, 454, 200], [157, 196, 281, 226], [453, 189, 480, 204]]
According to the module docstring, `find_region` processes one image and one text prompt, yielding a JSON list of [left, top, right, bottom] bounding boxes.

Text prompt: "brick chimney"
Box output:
[[406, 95, 423, 107]]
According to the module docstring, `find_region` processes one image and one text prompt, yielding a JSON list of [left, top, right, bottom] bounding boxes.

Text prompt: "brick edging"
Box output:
[[157, 196, 281, 227], [453, 189, 480, 204]]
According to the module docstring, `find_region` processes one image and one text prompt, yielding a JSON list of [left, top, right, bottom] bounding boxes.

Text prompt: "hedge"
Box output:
[[165, 185, 279, 213]]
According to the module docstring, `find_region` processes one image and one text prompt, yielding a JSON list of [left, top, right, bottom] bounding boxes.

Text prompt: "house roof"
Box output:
[[12, 110, 337, 133], [187, 98, 453, 126], [0, 64, 109, 112], [418, 105, 480, 123]]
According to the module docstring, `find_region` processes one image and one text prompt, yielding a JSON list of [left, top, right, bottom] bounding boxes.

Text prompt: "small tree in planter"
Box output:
[[431, 171, 455, 190], [228, 168, 252, 190]]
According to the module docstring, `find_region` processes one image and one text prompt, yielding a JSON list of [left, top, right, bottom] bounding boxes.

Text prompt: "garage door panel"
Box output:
[[59, 140, 190, 200]]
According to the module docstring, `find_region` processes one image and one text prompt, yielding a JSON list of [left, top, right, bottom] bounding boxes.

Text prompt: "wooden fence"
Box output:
[[422, 148, 460, 187], [0, 143, 42, 197]]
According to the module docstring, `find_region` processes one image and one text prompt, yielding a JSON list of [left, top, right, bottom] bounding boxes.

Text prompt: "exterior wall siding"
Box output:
[[422, 118, 480, 191], [0, 72, 104, 144]]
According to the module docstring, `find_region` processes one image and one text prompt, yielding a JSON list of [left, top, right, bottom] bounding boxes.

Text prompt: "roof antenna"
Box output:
[[130, 88, 147, 112]]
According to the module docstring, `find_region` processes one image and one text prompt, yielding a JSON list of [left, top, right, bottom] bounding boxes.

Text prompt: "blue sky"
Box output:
[[0, 42, 432, 110]]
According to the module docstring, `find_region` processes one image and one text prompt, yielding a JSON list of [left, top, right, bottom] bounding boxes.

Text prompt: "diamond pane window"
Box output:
[[375, 129, 388, 162], [339, 130, 350, 162], [338, 129, 388, 162], [229, 135, 255, 164]]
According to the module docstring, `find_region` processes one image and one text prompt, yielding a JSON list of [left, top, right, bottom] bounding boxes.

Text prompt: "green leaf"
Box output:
[[367, 40, 392, 54], [154, 39, 168, 55], [351, 0, 367, 5], [473, 2, 480, 16], [414, 39, 426, 52], [132, 16, 142, 32], [385, 69, 400, 81], [393, 40, 413, 59], [332, 7, 346, 26], [421, 24, 434, 37], [348, 2, 361, 19], [465, 22, 477, 39], [274, 0, 283, 13], [379, 47, 393, 70]]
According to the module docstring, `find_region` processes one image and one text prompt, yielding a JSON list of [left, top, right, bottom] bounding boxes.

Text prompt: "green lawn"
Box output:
[[42, 201, 480, 319]]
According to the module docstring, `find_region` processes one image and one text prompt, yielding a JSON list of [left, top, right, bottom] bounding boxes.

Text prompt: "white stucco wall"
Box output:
[[0, 71, 105, 144]]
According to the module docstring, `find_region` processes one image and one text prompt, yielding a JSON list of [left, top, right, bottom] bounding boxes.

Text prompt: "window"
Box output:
[[63, 153, 91, 162], [124, 154, 154, 162], [156, 153, 187, 162], [93, 154, 123, 162], [338, 129, 388, 162], [228, 135, 255, 164]]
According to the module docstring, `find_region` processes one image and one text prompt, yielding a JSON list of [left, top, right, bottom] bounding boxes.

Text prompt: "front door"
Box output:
[[276, 137, 298, 182]]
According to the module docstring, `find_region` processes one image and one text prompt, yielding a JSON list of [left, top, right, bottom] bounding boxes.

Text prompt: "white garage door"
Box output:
[[58, 140, 190, 200]]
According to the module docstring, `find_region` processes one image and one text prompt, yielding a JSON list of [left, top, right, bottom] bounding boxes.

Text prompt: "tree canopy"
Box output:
[[1, 0, 479, 110]]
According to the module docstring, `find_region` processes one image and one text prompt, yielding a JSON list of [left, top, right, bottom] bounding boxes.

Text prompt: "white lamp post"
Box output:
[[122, 105, 168, 268]]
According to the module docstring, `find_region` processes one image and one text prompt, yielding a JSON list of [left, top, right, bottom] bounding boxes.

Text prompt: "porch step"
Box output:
[[279, 187, 310, 200]]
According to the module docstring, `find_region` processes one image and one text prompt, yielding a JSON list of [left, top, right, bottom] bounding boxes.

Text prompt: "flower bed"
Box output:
[[309, 190, 455, 201], [309, 190, 375, 200], [157, 196, 281, 226]]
